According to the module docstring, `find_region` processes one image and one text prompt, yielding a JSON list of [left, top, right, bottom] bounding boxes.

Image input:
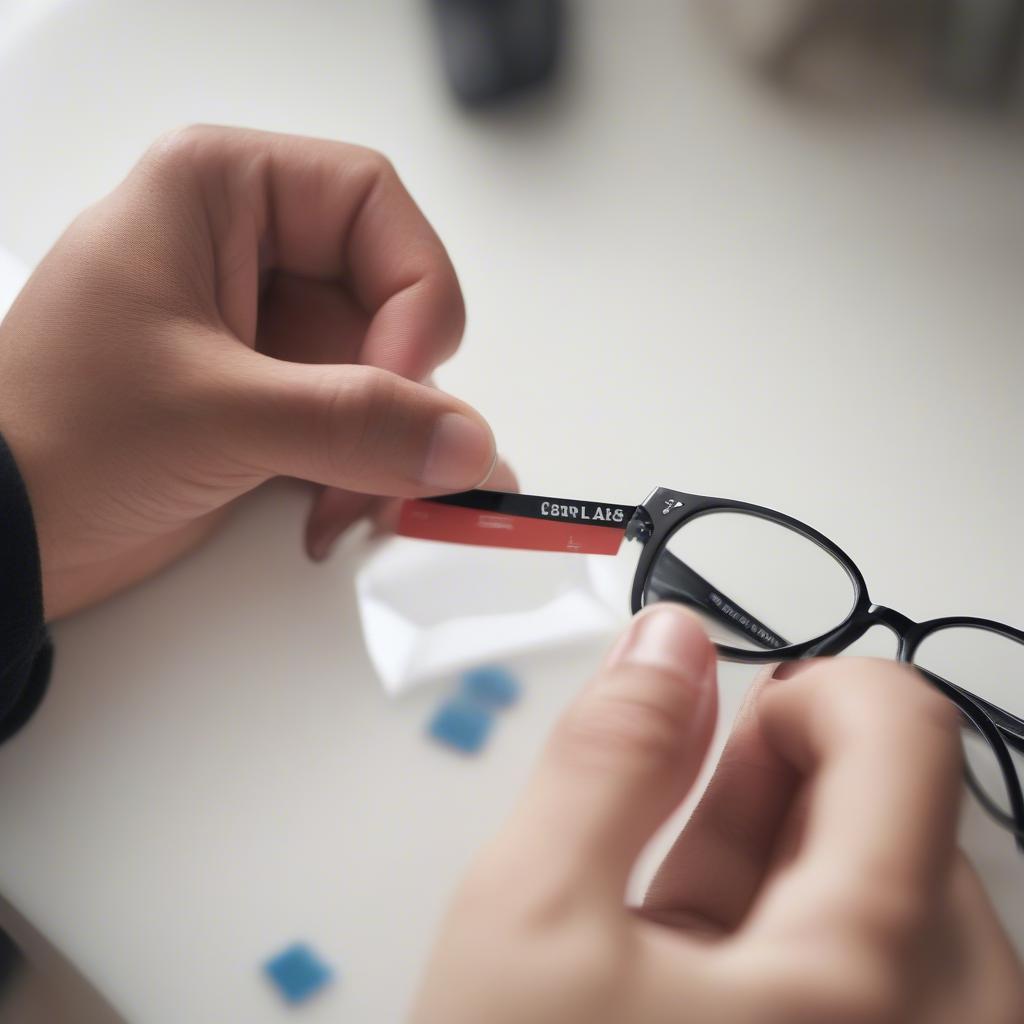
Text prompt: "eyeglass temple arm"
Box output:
[[400, 489, 789, 652], [646, 550, 790, 651], [917, 667, 1024, 848], [946, 684, 1024, 755]]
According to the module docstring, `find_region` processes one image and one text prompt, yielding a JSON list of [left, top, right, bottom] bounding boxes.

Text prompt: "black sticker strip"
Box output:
[[428, 490, 637, 530]]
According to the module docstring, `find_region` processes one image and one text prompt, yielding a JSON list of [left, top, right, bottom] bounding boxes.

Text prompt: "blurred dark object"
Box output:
[[430, 0, 563, 106], [0, 927, 22, 997], [709, 0, 1024, 106], [936, 0, 1024, 100]]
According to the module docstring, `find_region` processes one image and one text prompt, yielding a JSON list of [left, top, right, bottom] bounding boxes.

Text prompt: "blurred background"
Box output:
[[0, 1, 1022, 1021]]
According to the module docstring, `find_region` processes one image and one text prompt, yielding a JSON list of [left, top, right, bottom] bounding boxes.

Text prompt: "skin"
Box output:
[[0, 128, 1019, 1022], [411, 607, 1024, 1024], [0, 125, 509, 620]]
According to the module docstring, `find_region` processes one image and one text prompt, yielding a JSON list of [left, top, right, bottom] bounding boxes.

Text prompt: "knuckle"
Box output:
[[317, 366, 396, 475], [144, 124, 219, 172], [429, 265, 467, 360], [346, 145, 399, 189]]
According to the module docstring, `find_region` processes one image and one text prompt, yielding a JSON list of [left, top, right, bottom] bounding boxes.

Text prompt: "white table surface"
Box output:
[[0, 2, 1022, 1021]]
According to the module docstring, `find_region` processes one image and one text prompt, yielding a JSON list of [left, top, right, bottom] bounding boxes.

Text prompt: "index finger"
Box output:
[[748, 658, 963, 948], [146, 125, 465, 380]]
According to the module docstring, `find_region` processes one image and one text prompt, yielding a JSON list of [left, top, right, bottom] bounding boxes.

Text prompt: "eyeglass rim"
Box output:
[[630, 486, 869, 644], [628, 486, 1024, 850], [629, 486, 1024, 739]]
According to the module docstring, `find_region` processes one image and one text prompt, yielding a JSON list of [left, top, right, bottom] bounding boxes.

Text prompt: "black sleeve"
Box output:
[[0, 430, 52, 741]]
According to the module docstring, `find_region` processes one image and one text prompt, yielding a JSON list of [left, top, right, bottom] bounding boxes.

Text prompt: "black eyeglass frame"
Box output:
[[400, 482, 1024, 846], [633, 486, 1024, 846]]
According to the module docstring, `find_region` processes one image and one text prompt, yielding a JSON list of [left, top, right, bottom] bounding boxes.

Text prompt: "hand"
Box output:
[[0, 126, 498, 619], [411, 606, 1024, 1024]]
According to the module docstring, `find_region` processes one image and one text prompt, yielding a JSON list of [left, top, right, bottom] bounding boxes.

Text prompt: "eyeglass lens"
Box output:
[[643, 510, 855, 652], [642, 512, 1024, 831]]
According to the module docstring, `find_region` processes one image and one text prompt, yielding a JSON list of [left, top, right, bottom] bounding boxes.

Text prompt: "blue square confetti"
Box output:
[[460, 665, 521, 710], [428, 696, 495, 754], [264, 942, 334, 1005]]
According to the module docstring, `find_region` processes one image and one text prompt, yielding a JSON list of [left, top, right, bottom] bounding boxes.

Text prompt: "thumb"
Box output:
[[506, 605, 718, 900], [218, 356, 496, 495]]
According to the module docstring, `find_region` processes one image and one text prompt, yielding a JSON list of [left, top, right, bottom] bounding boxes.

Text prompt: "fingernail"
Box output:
[[421, 413, 495, 489], [607, 605, 712, 682]]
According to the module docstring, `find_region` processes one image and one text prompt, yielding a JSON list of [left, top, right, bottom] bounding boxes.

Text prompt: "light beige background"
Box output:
[[0, 2, 1021, 1021]]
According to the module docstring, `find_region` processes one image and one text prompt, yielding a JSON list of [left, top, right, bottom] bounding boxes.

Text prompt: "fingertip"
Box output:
[[304, 491, 332, 561], [595, 604, 718, 748], [305, 487, 376, 562], [478, 456, 518, 493], [607, 603, 715, 678], [306, 514, 340, 562], [307, 531, 331, 562]]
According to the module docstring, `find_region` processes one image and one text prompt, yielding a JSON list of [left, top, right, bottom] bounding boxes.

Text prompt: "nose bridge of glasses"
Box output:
[[803, 605, 913, 660], [866, 603, 916, 638]]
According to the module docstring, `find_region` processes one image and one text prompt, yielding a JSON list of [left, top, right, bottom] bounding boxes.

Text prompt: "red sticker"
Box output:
[[397, 500, 625, 555]]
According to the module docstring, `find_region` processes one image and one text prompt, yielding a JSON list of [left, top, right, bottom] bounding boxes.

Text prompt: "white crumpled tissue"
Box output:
[[356, 536, 632, 696]]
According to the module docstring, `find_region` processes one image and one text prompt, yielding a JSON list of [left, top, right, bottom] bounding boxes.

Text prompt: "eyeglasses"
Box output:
[[398, 485, 1024, 850]]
